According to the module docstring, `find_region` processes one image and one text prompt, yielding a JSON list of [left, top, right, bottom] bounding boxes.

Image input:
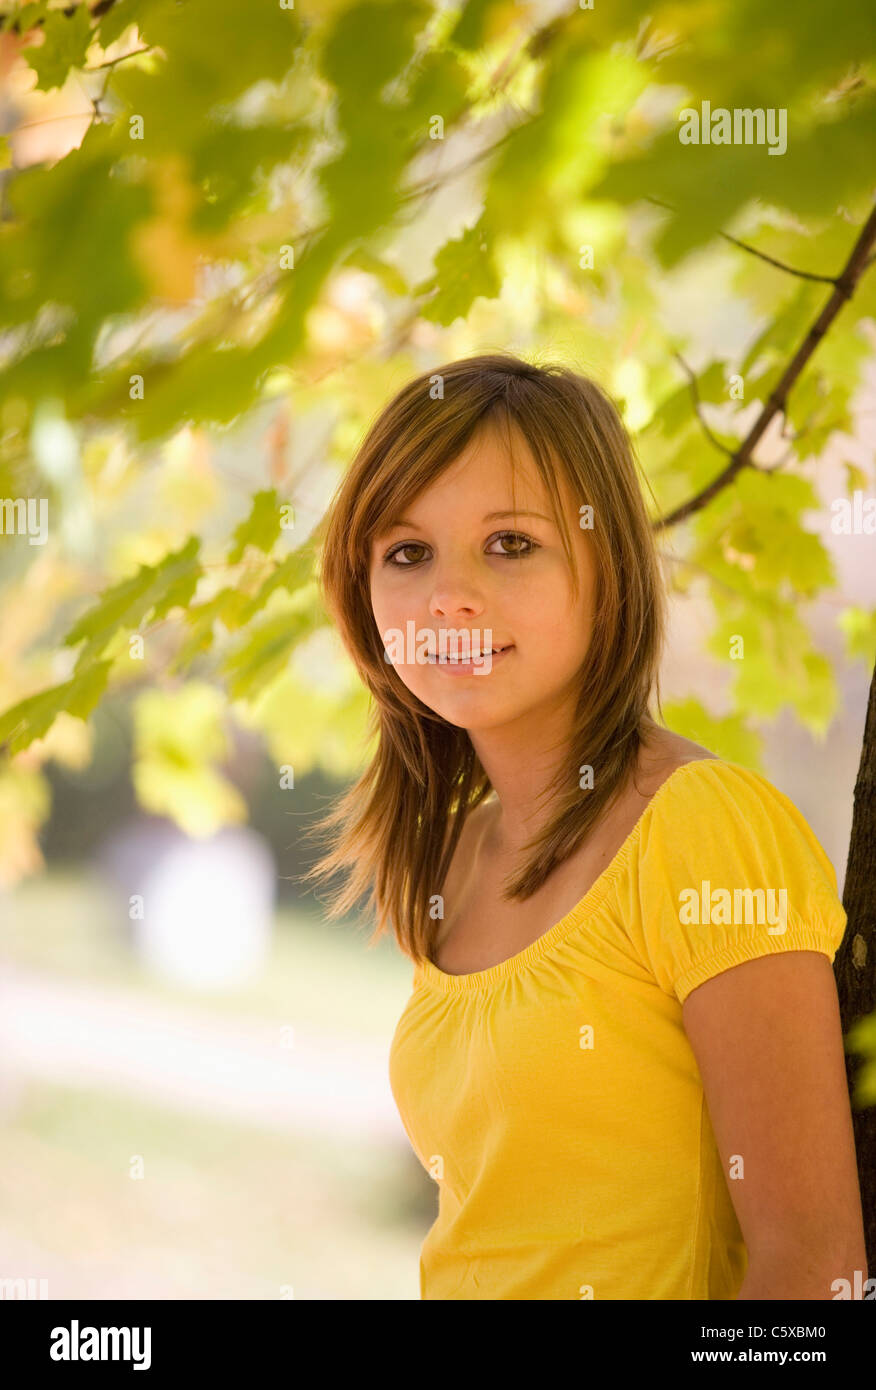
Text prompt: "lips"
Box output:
[[427, 644, 512, 662]]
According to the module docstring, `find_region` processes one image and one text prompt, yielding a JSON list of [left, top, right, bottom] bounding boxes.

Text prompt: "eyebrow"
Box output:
[[384, 509, 554, 530]]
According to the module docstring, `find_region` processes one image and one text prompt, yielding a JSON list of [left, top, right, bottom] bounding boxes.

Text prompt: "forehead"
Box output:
[[399, 421, 568, 515]]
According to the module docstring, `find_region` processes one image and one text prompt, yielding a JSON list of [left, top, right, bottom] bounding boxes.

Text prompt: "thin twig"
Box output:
[[85, 46, 154, 73], [671, 351, 736, 458], [654, 201, 876, 531], [715, 228, 839, 285], [645, 195, 855, 287]]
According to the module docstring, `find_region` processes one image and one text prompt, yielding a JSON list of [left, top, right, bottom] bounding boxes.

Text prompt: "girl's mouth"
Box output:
[[427, 644, 514, 671]]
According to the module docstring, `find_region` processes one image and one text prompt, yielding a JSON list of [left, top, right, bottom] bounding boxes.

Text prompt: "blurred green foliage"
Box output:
[[0, 0, 873, 878]]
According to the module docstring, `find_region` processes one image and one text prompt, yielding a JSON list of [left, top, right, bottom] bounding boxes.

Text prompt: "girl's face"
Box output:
[[368, 427, 597, 734]]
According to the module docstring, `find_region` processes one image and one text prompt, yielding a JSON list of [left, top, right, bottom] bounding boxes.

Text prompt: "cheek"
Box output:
[[518, 557, 587, 627], [369, 580, 425, 683], [369, 571, 399, 633], [525, 577, 593, 663], [369, 587, 386, 633]]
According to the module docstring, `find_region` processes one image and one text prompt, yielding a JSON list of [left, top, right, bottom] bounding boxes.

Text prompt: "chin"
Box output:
[[435, 702, 526, 732]]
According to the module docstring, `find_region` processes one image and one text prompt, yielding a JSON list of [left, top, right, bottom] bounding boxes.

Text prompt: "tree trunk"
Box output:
[[835, 652, 876, 1273]]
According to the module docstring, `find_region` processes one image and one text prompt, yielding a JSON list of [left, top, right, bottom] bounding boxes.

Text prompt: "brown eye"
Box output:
[[386, 542, 428, 566], [487, 531, 538, 557], [383, 531, 539, 567]]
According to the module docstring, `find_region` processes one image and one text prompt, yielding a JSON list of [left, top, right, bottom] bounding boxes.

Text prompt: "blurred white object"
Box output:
[[106, 824, 276, 989]]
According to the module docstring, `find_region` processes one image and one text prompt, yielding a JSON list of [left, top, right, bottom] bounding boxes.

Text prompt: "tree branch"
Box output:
[[645, 196, 850, 286], [670, 350, 736, 458], [85, 46, 153, 73], [713, 228, 839, 285], [835, 649, 876, 1271], [653, 200, 876, 532]]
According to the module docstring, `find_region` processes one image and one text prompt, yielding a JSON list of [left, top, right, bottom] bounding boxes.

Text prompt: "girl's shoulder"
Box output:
[[639, 752, 836, 877], [631, 756, 845, 928], [634, 728, 718, 785], [617, 753, 848, 1004]]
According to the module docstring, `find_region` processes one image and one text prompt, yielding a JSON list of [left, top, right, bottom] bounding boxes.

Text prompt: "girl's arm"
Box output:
[[681, 950, 868, 1300]]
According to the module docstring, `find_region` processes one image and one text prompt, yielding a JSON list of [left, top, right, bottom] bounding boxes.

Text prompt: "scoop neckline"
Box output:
[[415, 756, 729, 993]]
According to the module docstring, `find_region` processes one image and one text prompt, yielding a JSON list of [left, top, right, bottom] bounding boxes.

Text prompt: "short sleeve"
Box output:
[[621, 760, 848, 1005]]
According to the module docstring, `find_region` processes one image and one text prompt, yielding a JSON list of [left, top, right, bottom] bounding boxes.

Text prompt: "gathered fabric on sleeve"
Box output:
[[618, 759, 848, 1005]]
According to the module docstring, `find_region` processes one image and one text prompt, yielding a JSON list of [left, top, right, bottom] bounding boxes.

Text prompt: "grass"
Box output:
[[0, 1078, 430, 1299], [0, 865, 435, 1299]]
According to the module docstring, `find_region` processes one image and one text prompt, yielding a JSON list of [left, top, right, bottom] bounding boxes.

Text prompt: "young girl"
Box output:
[[303, 352, 866, 1300]]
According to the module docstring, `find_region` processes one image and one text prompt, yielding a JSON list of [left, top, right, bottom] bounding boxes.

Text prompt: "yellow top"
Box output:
[[388, 759, 848, 1300]]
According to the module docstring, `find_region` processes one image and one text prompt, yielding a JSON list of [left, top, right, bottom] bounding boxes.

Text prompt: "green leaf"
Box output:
[[692, 469, 835, 598], [131, 683, 246, 837], [740, 281, 823, 380], [485, 45, 648, 242], [658, 697, 763, 768], [706, 600, 837, 732], [640, 361, 730, 440], [249, 670, 372, 781], [655, 0, 874, 109], [239, 547, 320, 624], [415, 217, 501, 325], [62, 537, 202, 669], [0, 125, 151, 337], [172, 587, 254, 673], [450, 0, 513, 51], [838, 606, 876, 667], [321, 0, 430, 99], [0, 660, 112, 758], [223, 603, 326, 701], [227, 489, 284, 564], [95, 0, 142, 51], [793, 649, 836, 731], [591, 88, 876, 268], [21, 3, 93, 91], [405, 48, 470, 130], [647, 424, 735, 521], [129, 0, 302, 104], [171, 545, 319, 675], [15, 4, 49, 33]]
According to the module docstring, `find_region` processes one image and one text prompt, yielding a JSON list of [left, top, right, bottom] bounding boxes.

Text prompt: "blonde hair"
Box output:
[[300, 352, 667, 965]]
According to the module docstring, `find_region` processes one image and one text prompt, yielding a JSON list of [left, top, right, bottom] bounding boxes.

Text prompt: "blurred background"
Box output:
[[0, 0, 874, 1298]]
